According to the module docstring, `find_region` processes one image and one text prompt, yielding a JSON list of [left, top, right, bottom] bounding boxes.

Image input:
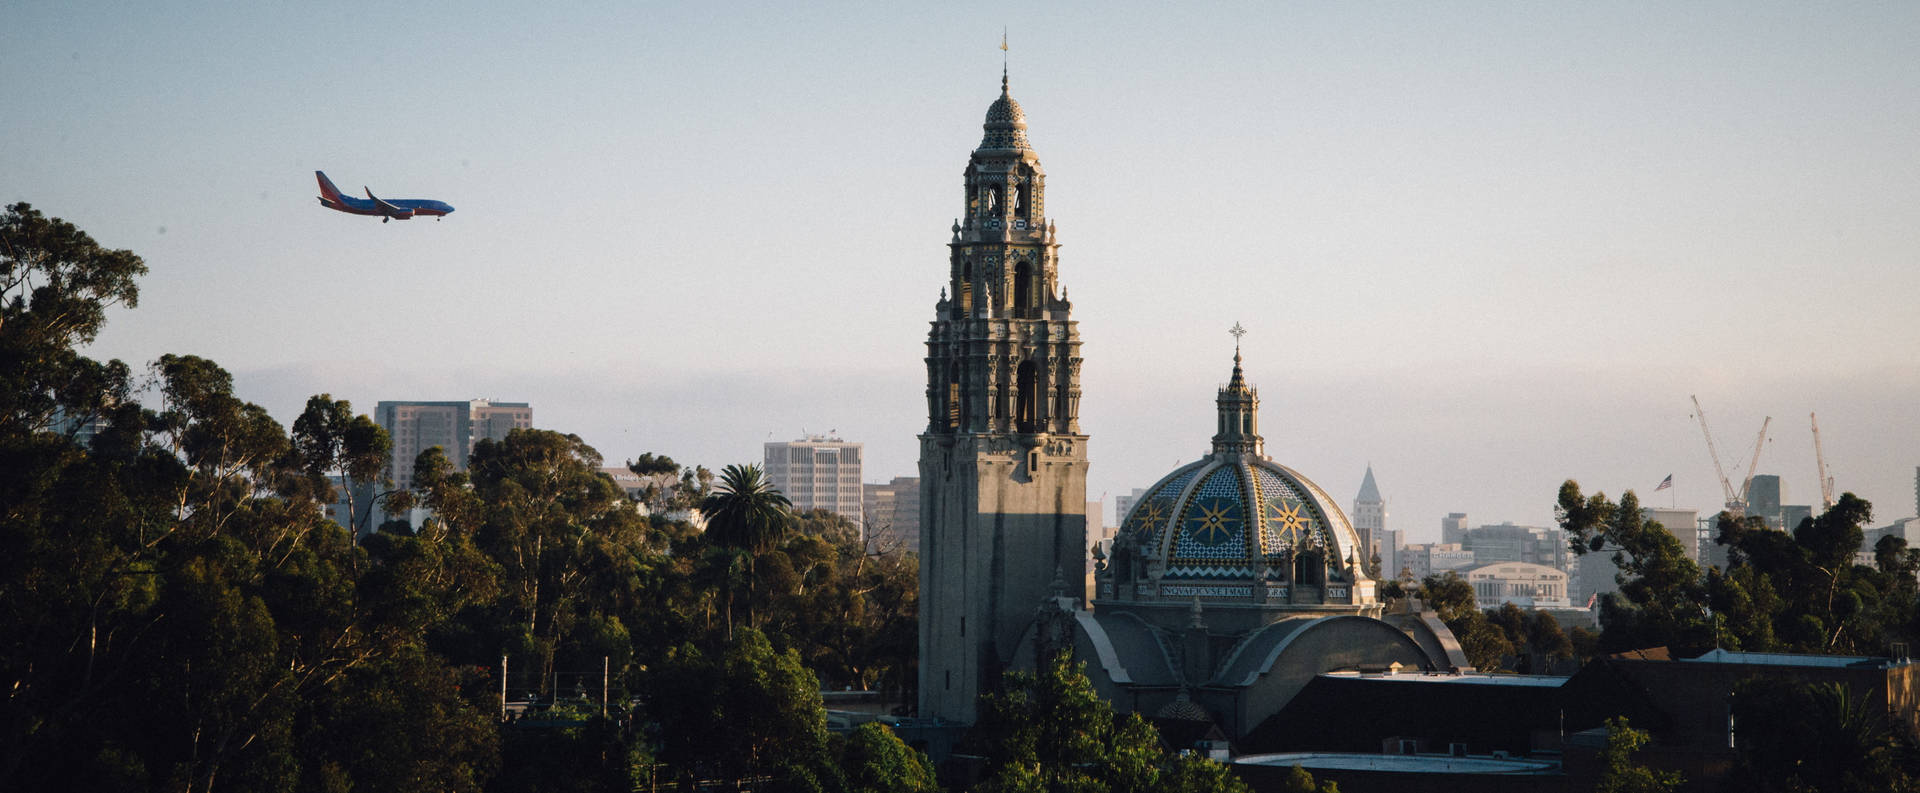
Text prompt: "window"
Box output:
[[1014, 261, 1032, 312], [1016, 361, 1037, 432]]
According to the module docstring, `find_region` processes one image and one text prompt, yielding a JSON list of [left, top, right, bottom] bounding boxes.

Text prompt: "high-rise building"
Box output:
[[1748, 474, 1785, 527], [1441, 513, 1470, 546], [1381, 528, 1406, 579], [1458, 522, 1569, 572], [1642, 508, 1702, 562], [1351, 465, 1386, 569], [918, 74, 1089, 724], [862, 476, 921, 548], [1114, 487, 1148, 526], [375, 399, 532, 492], [764, 435, 864, 528]]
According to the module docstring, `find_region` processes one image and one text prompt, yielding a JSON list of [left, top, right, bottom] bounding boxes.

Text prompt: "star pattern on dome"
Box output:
[[1187, 499, 1240, 546], [1268, 498, 1308, 542], [1126, 499, 1169, 536]]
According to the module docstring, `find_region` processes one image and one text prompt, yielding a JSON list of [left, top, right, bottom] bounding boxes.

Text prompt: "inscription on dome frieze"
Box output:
[[1161, 585, 1253, 598]]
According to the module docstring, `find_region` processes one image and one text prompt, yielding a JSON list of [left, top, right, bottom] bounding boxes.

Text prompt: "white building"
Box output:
[[764, 435, 864, 528], [1466, 562, 1571, 609]]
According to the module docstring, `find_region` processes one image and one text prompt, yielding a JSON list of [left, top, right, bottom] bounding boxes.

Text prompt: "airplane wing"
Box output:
[[364, 189, 414, 217]]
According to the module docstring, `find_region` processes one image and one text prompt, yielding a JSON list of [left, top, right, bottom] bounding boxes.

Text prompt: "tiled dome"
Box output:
[[978, 75, 1032, 151], [1120, 455, 1355, 576]]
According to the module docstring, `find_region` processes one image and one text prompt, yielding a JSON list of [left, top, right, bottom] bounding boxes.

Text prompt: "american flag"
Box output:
[[1654, 474, 1673, 492]]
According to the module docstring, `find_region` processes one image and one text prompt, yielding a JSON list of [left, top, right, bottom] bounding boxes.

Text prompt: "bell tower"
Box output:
[[919, 72, 1089, 723]]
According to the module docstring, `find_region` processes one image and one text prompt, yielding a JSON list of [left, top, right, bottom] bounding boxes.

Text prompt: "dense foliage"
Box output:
[[0, 204, 922, 792], [967, 653, 1262, 793], [1410, 572, 1572, 673], [1559, 481, 1920, 658]]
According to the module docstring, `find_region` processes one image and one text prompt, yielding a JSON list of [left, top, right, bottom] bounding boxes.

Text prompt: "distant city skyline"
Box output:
[[7, 3, 1917, 538]]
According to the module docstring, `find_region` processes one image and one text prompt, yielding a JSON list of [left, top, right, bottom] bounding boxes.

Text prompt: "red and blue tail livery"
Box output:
[[315, 171, 455, 222]]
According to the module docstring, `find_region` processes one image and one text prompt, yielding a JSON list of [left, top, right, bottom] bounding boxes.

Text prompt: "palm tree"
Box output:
[[700, 463, 793, 637]]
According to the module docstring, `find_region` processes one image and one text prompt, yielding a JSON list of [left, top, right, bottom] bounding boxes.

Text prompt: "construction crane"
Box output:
[[1690, 395, 1772, 515], [1811, 412, 1835, 509]]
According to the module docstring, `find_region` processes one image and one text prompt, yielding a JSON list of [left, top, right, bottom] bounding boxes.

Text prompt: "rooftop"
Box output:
[[1320, 670, 1569, 688], [1682, 648, 1913, 669], [1237, 752, 1559, 775]]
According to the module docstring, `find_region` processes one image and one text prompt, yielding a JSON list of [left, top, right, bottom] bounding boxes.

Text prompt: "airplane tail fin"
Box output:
[[315, 171, 346, 203]]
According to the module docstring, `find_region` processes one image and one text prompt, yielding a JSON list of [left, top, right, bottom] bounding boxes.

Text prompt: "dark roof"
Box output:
[[1240, 672, 1568, 755]]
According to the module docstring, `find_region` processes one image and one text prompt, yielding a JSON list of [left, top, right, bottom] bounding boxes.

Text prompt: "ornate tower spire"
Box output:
[[919, 73, 1088, 725], [1212, 323, 1263, 456]]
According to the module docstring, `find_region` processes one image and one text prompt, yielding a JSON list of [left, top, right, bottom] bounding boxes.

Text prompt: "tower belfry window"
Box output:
[[1016, 361, 1037, 432], [1014, 261, 1032, 313], [958, 260, 973, 313]]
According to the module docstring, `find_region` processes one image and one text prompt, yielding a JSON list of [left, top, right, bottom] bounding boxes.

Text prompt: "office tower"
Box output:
[[375, 399, 532, 492], [764, 435, 864, 528], [862, 476, 921, 548]]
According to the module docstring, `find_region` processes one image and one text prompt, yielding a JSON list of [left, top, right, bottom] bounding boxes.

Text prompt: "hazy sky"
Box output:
[[7, 2, 1917, 540]]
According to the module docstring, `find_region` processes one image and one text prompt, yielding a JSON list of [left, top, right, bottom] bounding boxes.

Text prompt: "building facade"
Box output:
[[862, 475, 922, 549], [375, 399, 532, 493], [1465, 561, 1571, 609], [918, 74, 1090, 724], [764, 435, 865, 528]]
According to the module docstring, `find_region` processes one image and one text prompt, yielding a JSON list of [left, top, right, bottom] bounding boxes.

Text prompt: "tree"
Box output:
[[703, 462, 794, 555], [1272, 764, 1339, 793], [1558, 482, 1711, 654], [0, 202, 146, 439], [971, 652, 1251, 793], [699, 463, 794, 638], [1417, 572, 1512, 670], [626, 452, 679, 477], [1595, 716, 1683, 793], [646, 628, 833, 790], [289, 393, 392, 537], [841, 722, 937, 793], [454, 429, 650, 697]]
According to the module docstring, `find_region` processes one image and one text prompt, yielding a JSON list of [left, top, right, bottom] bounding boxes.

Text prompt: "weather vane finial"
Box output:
[[1000, 28, 1009, 92]]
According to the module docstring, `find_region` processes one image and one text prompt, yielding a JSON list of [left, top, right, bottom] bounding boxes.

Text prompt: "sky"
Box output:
[[6, 2, 1918, 540]]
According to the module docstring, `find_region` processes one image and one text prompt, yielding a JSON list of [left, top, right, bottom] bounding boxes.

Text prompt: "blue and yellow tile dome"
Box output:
[[1121, 456, 1358, 576]]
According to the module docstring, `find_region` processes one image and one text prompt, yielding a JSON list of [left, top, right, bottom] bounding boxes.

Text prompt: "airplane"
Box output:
[[315, 171, 455, 222]]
